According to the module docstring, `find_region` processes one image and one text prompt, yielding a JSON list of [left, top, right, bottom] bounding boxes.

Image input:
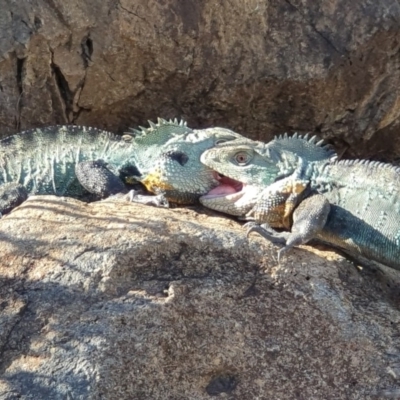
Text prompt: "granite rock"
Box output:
[[1, 1, 400, 159], [0, 197, 399, 399]]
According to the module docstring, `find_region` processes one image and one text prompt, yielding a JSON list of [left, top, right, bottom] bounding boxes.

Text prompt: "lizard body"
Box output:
[[200, 135, 400, 270], [0, 120, 245, 215]]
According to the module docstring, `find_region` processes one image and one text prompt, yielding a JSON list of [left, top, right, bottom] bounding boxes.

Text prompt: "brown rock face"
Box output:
[[0, 197, 400, 399], [1, 1, 400, 159]]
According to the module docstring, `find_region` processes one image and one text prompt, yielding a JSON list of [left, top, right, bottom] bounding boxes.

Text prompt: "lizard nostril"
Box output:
[[163, 150, 189, 166]]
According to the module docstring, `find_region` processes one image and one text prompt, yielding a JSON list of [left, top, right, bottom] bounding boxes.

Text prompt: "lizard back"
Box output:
[[0, 125, 134, 197], [311, 160, 400, 267]]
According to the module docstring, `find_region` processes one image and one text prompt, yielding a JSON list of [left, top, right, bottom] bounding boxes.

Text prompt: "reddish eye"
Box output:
[[235, 152, 249, 165]]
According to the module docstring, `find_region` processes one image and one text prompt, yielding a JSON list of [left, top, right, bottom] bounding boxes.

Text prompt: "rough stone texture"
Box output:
[[1, 1, 400, 159], [0, 197, 400, 399]]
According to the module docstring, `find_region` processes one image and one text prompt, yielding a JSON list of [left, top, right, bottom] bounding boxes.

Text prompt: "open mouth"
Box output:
[[200, 171, 258, 216], [203, 171, 244, 198]]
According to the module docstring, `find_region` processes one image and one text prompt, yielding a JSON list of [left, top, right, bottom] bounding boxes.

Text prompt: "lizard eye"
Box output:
[[234, 152, 250, 165]]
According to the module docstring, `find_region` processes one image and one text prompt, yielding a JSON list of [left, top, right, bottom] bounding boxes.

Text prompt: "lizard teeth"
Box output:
[[207, 172, 243, 196]]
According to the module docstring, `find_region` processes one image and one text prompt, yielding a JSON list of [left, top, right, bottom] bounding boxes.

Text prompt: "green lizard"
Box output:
[[0, 119, 245, 215], [199, 134, 400, 270]]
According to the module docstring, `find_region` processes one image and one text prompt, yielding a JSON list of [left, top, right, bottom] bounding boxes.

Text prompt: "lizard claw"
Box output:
[[243, 221, 257, 235], [152, 194, 170, 208], [125, 190, 170, 208], [245, 222, 289, 245], [245, 222, 269, 239], [277, 246, 289, 264], [245, 222, 276, 238]]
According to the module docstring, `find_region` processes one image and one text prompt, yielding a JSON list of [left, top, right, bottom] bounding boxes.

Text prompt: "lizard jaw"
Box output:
[[203, 172, 243, 198], [199, 173, 258, 216]]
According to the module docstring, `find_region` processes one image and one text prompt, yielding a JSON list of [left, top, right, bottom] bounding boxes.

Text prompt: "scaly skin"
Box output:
[[200, 135, 400, 270], [0, 125, 136, 198], [199, 134, 336, 216], [139, 127, 245, 204], [0, 119, 246, 215]]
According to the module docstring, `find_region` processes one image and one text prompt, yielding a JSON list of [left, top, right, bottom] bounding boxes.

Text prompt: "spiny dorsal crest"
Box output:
[[127, 118, 188, 137], [268, 132, 337, 162], [125, 118, 192, 146], [336, 158, 400, 174]]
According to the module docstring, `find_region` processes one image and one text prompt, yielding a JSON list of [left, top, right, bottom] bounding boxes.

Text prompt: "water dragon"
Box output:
[[0, 119, 245, 215], [199, 134, 400, 270]]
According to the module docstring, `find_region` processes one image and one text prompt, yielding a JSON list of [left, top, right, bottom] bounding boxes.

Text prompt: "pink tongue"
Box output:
[[207, 174, 243, 195], [208, 184, 238, 195]]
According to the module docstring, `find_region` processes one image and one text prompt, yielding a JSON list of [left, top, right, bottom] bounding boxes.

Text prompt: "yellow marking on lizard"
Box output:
[[125, 176, 140, 185], [293, 182, 307, 194], [255, 203, 287, 228], [139, 170, 174, 193], [281, 181, 307, 194], [280, 180, 308, 229]]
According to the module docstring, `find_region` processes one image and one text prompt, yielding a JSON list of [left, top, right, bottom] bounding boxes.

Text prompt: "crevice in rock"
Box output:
[[187, 48, 196, 81], [117, 2, 146, 21], [71, 35, 94, 123], [16, 58, 24, 96], [206, 375, 238, 396], [81, 34, 93, 68], [19, 18, 32, 32], [0, 299, 29, 373], [71, 102, 91, 124], [104, 70, 116, 82], [15, 57, 25, 130], [283, 0, 343, 56], [49, 38, 93, 124], [117, 2, 179, 46], [51, 60, 73, 121], [72, 247, 97, 262], [33, 15, 43, 30], [155, 27, 179, 46], [42, 0, 70, 28]]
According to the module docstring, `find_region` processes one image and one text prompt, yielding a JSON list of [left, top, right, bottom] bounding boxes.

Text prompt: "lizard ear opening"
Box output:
[[119, 165, 142, 181], [163, 150, 189, 166]]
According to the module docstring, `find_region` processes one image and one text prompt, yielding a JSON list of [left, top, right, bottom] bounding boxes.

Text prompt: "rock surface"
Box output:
[[0, 196, 400, 399], [1, 1, 400, 159]]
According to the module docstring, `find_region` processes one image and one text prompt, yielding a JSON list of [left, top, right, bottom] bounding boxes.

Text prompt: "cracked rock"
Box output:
[[1, 1, 400, 159], [0, 196, 400, 399]]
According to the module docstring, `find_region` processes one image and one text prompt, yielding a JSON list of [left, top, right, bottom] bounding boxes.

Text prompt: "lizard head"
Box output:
[[199, 134, 336, 216], [124, 123, 245, 204], [199, 140, 281, 216], [120, 118, 193, 180]]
